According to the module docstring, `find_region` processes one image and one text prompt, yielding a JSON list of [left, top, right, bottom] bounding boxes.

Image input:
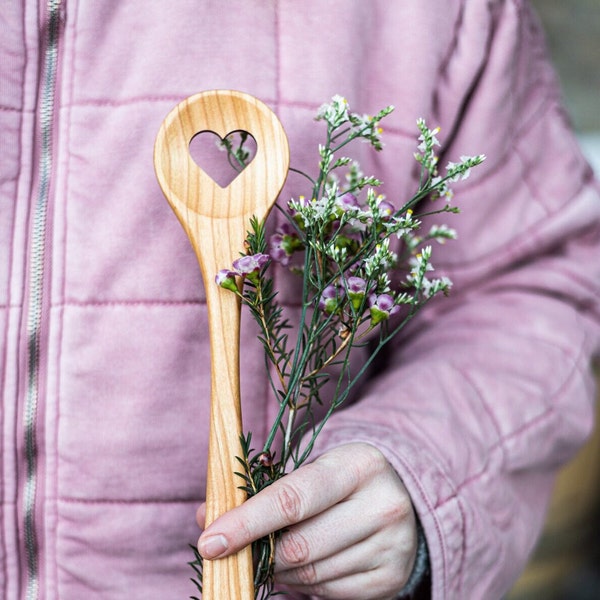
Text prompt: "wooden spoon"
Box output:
[[154, 90, 289, 598]]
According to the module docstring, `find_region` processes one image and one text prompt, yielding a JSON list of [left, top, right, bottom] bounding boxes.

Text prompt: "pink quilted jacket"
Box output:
[[2, 1, 599, 598]]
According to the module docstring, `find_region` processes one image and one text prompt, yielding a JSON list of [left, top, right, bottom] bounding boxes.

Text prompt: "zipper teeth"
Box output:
[[24, 1, 61, 598]]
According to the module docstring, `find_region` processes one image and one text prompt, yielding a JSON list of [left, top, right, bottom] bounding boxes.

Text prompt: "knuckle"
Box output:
[[292, 561, 319, 587], [279, 530, 310, 566], [358, 442, 388, 474], [383, 493, 413, 523], [340, 442, 389, 489], [273, 481, 305, 523], [373, 495, 413, 528]]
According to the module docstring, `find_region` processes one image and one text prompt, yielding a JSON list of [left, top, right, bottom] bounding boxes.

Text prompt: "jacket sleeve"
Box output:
[[311, 1, 600, 598]]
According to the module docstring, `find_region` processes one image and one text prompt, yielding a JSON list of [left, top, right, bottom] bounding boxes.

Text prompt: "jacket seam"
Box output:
[[448, 93, 554, 195], [58, 299, 204, 307], [58, 299, 324, 309], [59, 496, 202, 505], [455, 364, 507, 460], [437, 407, 555, 504], [52, 0, 80, 594], [274, 0, 281, 111], [63, 95, 420, 142], [437, 177, 593, 273], [487, 273, 600, 320], [439, 341, 588, 506], [0, 105, 26, 112]]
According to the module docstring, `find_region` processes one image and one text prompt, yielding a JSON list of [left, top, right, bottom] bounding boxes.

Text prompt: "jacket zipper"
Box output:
[[24, 1, 62, 598]]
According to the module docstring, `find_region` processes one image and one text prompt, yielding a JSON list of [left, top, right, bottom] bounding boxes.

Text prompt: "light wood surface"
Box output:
[[154, 90, 289, 598]]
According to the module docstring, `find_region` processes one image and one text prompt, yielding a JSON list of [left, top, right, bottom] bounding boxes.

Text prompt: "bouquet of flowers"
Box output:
[[189, 95, 484, 599]]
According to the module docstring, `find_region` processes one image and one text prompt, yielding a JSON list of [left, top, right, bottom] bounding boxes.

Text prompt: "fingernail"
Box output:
[[198, 534, 228, 559]]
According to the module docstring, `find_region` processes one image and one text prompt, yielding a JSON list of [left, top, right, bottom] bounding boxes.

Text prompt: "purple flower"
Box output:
[[268, 233, 290, 266], [319, 284, 345, 314], [336, 192, 359, 213], [378, 200, 396, 218], [345, 276, 368, 310], [368, 293, 400, 325], [279, 221, 298, 237], [232, 253, 270, 275], [268, 223, 303, 266], [347, 276, 367, 294]]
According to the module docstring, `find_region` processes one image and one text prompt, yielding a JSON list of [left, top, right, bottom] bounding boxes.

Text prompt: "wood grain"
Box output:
[[154, 90, 289, 598]]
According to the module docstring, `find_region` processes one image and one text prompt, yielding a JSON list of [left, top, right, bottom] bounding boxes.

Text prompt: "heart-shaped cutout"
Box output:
[[189, 130, 257, 188]]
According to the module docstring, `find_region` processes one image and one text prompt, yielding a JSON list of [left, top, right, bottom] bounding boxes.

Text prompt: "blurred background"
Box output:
[[508, 2, 600, 599], [531, 0, 600, 167]]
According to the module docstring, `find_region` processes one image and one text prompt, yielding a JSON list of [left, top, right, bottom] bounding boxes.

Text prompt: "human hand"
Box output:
[[196, 442, 418, 599]]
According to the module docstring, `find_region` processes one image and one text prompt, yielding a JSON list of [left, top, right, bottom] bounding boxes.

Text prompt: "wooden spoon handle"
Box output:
[[204, 277, 248, 597], [154, 90, 289, 598]]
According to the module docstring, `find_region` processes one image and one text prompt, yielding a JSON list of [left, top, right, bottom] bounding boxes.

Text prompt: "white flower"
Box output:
[[428, 224, 457, 243], [316, 95, 350, 128], [425, 276, 453, 298], [446, 154, 486, 182], [363, 238, 397, 278]]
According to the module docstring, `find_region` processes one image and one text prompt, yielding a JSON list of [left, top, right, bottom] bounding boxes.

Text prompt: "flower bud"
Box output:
[[215, 269, 239, 293], [257, 451, 273, 468]]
